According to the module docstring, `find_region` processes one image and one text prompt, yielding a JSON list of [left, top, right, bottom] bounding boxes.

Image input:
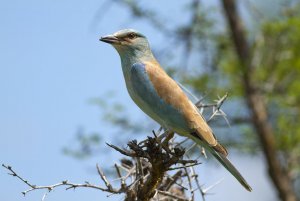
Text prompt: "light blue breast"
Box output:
[[125, 63, 190, 133]]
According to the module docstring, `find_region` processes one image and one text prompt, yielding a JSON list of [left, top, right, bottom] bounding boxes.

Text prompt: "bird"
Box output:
[[100, 29, 252, 191]]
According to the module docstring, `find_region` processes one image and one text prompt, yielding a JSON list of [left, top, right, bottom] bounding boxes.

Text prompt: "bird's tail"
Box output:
[[205, 144, 252, 191]]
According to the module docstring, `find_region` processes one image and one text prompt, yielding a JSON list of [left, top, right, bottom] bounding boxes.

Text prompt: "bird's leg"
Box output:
[[161, 131, 175, 153], [155, 128, 170, 142], [150, 129, 174, 155], [162, 131, 174, 145], [138, 127, 165, 146], [151, 128, 174, 153]]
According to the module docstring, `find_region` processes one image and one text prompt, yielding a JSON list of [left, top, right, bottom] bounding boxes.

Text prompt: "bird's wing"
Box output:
[[140, 61, 218, 146], [130, 62, 252, 191], [129, 62, 189, 131]]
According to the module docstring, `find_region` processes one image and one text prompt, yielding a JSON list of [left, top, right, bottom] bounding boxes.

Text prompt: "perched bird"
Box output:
[[100, 29, 252, 191]]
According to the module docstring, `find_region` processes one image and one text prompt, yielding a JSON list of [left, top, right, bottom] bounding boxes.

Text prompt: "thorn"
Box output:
[[152, 130, 158, 138], [201, 147, 207, 158], [203, 178, 224, 193]]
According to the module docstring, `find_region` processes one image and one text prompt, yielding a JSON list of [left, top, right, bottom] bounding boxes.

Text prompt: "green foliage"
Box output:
[[255, 15, 300, 173], [184, 4, 300, 183]]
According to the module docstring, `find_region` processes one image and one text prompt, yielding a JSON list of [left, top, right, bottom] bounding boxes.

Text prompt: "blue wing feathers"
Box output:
[[130, 63, 189, 131], [131, 63, 162, 108]]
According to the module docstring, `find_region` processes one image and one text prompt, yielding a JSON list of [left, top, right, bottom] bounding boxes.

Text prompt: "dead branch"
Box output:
[[2, 131, 212, 201], [3, 91, 229, 201], [2, 164, 123, 196]]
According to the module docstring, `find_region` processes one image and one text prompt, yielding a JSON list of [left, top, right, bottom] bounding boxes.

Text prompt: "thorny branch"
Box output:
[[2, 134, 215, 201], [2, 164, 123, 196], [3, 94, 228, 201], [177, 81, 229, 125]]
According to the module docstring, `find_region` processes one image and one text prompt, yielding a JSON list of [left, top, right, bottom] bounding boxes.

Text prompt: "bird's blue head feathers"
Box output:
[[100, 29, 153, 59]]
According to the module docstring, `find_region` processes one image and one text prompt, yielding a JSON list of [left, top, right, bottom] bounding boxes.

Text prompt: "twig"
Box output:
[[190, 165, 206, 201], [136, 157, 144, 183], [185, 153, 206, 201], [185, 142, 197, 154], [2, 164, 122, 196], [114, 164, 126, 190], [2, 164, 36, 189], [177, 159, 198, 165], [168, 162, 202, 171], [162, 170, 183, 191], [202, 178, 224, 194], [96, 164, 114, 191], [156, 190, 189, 201], [106, 143, 136, 157], [41, 191, 48, 201], [184, 167, 194, 201]]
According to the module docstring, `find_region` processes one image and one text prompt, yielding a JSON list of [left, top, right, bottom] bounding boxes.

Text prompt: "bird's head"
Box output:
[[100, 29, 152, 59]]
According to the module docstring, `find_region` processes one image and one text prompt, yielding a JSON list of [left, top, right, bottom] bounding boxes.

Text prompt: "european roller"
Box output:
[[100, 29, 252, 191]]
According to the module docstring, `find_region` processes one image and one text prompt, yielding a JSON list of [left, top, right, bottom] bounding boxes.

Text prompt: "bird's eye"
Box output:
[[128, 33, 137, 39]]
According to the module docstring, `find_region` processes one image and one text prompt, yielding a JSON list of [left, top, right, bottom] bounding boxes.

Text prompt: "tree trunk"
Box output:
[[221, 1, 297, 201]]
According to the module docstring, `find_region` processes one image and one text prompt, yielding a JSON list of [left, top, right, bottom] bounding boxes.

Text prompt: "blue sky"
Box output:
[[1, 0, 277, 201]]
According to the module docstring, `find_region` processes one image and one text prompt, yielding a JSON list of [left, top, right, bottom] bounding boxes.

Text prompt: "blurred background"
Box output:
[[1, 0, 299, 201]]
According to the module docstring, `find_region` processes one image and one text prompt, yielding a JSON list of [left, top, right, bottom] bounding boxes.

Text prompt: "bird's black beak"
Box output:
[[99, 34, 120, 44]]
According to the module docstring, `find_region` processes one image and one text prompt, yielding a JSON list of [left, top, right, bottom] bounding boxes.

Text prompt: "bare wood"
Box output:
[[2, 164, 121, 195], [3, 120, 226, 200], [156, 190, 189, 201], [221, 1, 297, 200]]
